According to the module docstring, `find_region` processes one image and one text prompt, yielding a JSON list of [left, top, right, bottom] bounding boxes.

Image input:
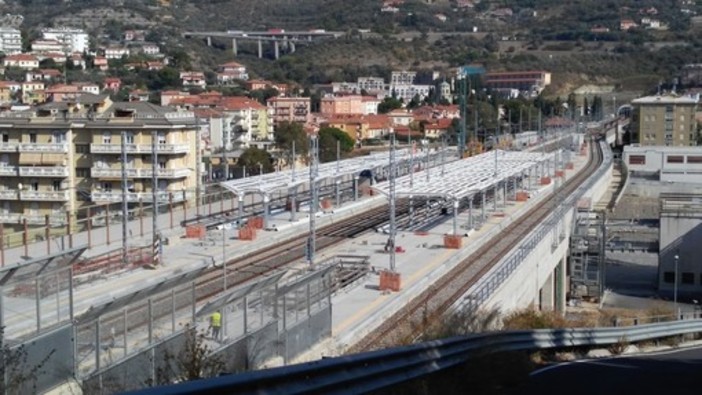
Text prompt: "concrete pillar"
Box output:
[[493, 184, 498, 211], [206, 36, 212, 46], [263, 194, 270, 229], [237, 194, 244, 228], [290, 41, 296, 53], [289, 188, 297, 221], [232, 38, 238, 55], [541, 270, 555, 311], [452, 199, 459, 235], [409, 195, 414, 228], [335, 179, 341, 207], [502, 181, 507, 206], [274, 41, 280, 59], [258, 40, 263, 58], [481, 191, 486, 221], [468, 197, 473, 229], [353, 175, 359, 201], [556, 256, 566, 314]]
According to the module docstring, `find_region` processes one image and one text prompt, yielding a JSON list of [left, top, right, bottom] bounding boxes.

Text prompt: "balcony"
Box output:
[[91, 191, 186, 203], [91, 167, 190, 179], [20, 190, 70, 201], [0, 213, 66, 225], [0, 166, 17, 176], [0, 190, 18, 200], [90, 143, 190, 155], [0, 143, 19, 152], [18, 166, 69, 177], [18, 143, 69, 153]]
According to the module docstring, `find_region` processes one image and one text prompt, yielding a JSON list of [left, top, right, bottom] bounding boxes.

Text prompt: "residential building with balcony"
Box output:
[[31, 39, 65, 53], [631, 94, 699, 146], [216, 61, 249, 84], [41, 27, 89, 53], [266, 96, 311, 127], [0, 95, 198, 229], [320, 95, 364, 116], [3, 54, 39, 70], [0, 27, 22, 55]]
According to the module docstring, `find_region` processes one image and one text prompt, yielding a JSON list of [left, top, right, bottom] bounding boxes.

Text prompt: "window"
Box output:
[[29, 133, 37, 143], [102, 132, 111, 144], [76, 168, 89, 178], [75, 144, 89, 154], [667, 156, 684, 163], [52, 180, 61, 191], [682, 272, 695, 285], [30, 181, 38, 191], [688, 156, 702, 164], [101, 182, 112, 192], [663, 272, 675, 283], [157, 132, 167, 145], [124, 132, 134, 144], [158, 161, 166, 169], [1, 133, 8, 142], [52, 131, 66, 143], [666, 105, 674, 113], [629, 155, 646, 165]]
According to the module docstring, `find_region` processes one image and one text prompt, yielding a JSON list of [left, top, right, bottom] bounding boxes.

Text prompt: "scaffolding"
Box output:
[[569, 208, 606, 301]]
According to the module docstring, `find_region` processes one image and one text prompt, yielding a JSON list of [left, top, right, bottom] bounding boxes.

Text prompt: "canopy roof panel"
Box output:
[[372, 150, 555, 200]]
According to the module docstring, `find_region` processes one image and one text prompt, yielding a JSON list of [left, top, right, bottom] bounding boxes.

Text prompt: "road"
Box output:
[[514, 346, 702, 394]]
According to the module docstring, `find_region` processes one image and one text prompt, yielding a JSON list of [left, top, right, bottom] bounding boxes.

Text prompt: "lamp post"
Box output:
[[674, 254, 679, 317]]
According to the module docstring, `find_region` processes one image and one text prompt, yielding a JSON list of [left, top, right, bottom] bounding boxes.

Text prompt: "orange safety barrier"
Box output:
[[185, 224, 206, 239], [566, 162, 574, 170], [379, 270, 401, 292], [555, 170, 565, 178], [248, 216, 264, 229], [515, 191, 529, 202], [540, 176, 552, 185], [238, 226, 257, 241], [321, 198, 333, 210], [443, 234, 462, 249]]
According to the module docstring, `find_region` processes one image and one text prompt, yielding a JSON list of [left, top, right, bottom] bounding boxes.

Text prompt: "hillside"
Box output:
[[1, 0, 701, 96]]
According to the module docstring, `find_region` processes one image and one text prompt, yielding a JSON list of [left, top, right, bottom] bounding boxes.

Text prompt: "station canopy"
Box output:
[[220, 148, 455, 196], [372, 150, 555, 200]]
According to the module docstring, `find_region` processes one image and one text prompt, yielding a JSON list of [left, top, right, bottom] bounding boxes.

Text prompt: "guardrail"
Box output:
[[130, 315, 702, 395]]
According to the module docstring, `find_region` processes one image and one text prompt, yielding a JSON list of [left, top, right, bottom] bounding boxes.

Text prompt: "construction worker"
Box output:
[[210, 310, 222, 340]]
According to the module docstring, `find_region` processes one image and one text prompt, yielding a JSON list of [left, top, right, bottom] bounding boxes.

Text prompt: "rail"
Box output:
[[130, 315, 702, 395]]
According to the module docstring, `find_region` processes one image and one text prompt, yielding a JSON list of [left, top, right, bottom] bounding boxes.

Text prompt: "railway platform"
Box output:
[[291, 147, 590, 363]]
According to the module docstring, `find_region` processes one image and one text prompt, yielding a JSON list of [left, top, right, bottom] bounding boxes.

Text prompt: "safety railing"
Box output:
[[130, 316, 702, 395]]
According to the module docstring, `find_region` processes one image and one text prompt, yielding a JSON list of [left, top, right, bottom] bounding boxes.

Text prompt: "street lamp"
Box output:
[[674, 254, 679, 317]]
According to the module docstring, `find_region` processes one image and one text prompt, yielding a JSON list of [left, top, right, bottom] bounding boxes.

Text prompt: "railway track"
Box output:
[[351, 139, 603, 352]]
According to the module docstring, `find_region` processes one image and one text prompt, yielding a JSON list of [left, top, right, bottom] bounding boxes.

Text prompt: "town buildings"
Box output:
[[41, 27, 89, 53], [0, 27, 22, 55], [483, 71, 551, 97], [0, 95, 198, 231], [631, 94, 698, 146], [267, 96, 311, 127]]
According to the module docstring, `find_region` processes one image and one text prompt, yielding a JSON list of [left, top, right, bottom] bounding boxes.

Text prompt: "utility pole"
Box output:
[[121, 131, 128, 266], [459, 76, 467, 159], [195, 116, 202, 217], [307, 134, 319, 269], [388, 129, 397, 272], [151, 130, 159, 265]]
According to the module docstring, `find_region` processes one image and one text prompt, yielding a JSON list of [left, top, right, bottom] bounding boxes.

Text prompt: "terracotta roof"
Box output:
[[220, 61, 244, 68], [193, 108, 224, 118], [5, 54, 38, 61], [220, 96, 265, 111]]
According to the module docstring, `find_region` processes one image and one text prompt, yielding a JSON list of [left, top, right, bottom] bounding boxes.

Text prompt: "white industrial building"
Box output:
[[659, 194, 702, 297], [41, 27, 89, 53], [623, 145, 702, 184], [0, 27, 22, 55]]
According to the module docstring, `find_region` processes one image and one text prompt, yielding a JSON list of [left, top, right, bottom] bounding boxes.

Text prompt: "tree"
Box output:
[[318, 127, 354, 163], [156, 325, 225, 385], [274, 121, 308, 164], [378, 97, 403, 114], [249, 87, 279, 105], [237, 147, 274, 173], [406, 94, 421, 110]]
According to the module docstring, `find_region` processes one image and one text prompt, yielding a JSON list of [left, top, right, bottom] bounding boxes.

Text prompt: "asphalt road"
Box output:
[[512, 346, 702, 395]]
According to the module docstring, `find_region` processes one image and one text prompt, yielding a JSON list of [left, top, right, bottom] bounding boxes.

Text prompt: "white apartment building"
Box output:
[[0, 27, 22, 55], [41, 27, 89, 53], [31, 39, 64, 53]]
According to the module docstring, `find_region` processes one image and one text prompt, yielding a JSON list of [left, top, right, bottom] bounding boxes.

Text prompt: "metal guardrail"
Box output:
[[129, 316, 702, 395]]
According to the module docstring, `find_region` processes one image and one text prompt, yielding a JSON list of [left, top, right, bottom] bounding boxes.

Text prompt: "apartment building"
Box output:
[[0, 95, 198, 230], [266, 96, 311, 127], [483, 71, 552, 96], [320, 95, 364, 116], [0, 27, 22, 55], [41, 27, 89, 53], [631, 94, 698, 146]]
